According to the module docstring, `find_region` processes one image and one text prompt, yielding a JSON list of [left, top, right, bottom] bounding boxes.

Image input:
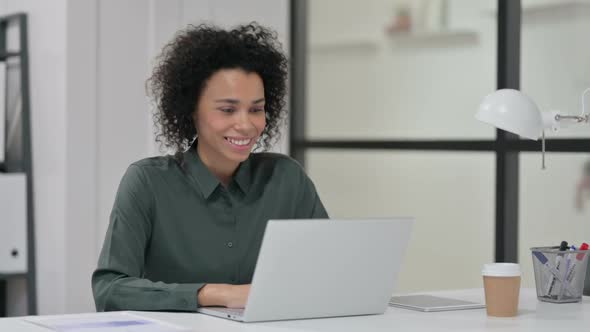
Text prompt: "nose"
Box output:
[[234, 110, 255, 133]]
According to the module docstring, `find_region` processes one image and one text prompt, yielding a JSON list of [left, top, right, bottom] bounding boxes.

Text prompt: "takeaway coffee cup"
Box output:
[[482, 263, 521, 317]]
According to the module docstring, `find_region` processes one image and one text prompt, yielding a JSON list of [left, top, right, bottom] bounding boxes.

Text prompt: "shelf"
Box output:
[[486, 1, 590, 18], [309, 39, 379, 53], [309, 30, 478, 52], [524, 1, 590, 14], [0, 51, 20, 61], [387, 30, 478, 46], [0, 273, 26, 280]]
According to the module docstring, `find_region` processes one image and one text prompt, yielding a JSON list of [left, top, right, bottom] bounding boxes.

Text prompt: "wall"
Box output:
[[307, 0, 497, 140], [64, 0, 98, 314], [0, 0, 68, 316], [306, 0, 497, 292], [2, 0, 288, 315]]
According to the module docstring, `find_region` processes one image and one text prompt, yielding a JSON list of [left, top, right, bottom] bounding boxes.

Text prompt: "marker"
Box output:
[[533, 251, 576, 296], [558, 245, 576, 299], [576, 242, 589, 261], [565, 243, 589, 284], [545, 241, 568, 296]]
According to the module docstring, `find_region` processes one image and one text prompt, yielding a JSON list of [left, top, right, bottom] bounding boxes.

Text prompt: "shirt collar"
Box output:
[[182, 141, 252, 199], [233, 155, 252, 194]]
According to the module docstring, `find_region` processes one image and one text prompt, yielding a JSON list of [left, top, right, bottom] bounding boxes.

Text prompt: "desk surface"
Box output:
[[1, 288, 588, 332]]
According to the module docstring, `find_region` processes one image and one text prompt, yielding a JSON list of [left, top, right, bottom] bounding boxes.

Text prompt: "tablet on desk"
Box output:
[[389, 295, 485, 312]]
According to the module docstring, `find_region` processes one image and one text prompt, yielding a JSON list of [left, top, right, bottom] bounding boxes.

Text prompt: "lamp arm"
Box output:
[[542, 88, 590, 129], [555, 114, 589, 123], [538, 87, 590, 170], [542, 88, 590, 130], [581, 87, 590, 117]]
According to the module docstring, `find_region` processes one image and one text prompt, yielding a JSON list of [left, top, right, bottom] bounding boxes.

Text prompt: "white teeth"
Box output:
[[226, 138, 252, 146]]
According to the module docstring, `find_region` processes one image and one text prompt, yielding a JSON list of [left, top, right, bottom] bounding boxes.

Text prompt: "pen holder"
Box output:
[[531, 247, 589, 303]]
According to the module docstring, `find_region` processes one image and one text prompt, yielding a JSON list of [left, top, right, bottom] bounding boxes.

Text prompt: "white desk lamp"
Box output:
[[476, 88, 590, 169]]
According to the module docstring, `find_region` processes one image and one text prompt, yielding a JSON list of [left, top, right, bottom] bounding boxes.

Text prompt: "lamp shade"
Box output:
[[476, 89, 543, 140]]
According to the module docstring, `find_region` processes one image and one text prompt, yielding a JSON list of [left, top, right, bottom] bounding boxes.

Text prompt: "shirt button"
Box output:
[[227, 242, 233, 248]]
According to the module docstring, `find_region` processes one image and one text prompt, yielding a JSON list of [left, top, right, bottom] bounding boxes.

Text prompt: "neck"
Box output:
[[196, 143, 239, 187]]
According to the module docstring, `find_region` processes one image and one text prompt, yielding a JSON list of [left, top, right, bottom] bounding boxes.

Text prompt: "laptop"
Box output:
[[197, 218, 414, 322]]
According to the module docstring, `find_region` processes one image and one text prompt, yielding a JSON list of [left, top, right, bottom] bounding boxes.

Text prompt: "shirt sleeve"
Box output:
[[294, 163, 329, 219], [92, 165, 205, 312]]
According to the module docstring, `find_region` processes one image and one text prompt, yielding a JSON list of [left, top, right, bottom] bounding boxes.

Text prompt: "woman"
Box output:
[[92, 23, 328, 312]]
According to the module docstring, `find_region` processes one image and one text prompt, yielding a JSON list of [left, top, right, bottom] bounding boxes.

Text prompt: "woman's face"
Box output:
[[194, 68, 266, 168]]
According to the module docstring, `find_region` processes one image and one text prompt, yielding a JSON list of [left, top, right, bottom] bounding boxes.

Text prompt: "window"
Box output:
[[290, 0, 590, 291]]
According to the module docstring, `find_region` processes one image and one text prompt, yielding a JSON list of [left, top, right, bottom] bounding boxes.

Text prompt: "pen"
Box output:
[[545, 241, 568, 296], [533, 251, 576, 296]]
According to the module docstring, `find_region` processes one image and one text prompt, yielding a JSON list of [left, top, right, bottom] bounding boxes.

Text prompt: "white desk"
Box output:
[[1, 288, 588, 332]]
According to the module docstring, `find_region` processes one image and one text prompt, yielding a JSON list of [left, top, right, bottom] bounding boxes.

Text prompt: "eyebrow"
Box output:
[[214, 98, 265, 105]]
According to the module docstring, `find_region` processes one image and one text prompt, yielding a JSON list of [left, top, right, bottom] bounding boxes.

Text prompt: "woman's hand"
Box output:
[[197, 284, 251, 308], [223, 284, 251, 308]]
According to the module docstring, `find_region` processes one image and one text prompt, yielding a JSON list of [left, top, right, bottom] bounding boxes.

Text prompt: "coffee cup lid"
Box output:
[[482, 263, 521, 277]]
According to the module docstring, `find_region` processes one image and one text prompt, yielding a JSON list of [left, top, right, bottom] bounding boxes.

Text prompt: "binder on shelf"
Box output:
[[0, 172, 27, 274], [0, 61, 5, 166]]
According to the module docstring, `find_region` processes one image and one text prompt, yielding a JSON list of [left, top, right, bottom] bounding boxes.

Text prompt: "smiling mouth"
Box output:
[[224, 137, 253, 146]]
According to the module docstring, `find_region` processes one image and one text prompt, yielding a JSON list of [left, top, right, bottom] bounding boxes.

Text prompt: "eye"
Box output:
[[220, 108, 235, 114], [251, 108, 265, 113]]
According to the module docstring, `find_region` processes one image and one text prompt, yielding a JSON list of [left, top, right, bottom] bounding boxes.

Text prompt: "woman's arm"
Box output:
[[295, 165, 329, 219], [92, 270, 203, 311], [92, 165, 204, 311]]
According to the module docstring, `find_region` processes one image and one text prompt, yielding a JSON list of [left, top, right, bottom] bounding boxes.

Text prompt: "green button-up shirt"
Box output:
[[92, 147, 328, 312]]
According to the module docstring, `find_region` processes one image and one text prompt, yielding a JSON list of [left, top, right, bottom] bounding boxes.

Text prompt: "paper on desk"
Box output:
[[24, 312, 190, 332]]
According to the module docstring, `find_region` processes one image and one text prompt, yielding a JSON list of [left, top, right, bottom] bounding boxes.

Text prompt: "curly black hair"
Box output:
[[147, 22, 288, 153]]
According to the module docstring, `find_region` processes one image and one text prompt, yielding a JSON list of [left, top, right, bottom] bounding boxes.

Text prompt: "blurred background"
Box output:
[[1, 0, 590, 317]]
